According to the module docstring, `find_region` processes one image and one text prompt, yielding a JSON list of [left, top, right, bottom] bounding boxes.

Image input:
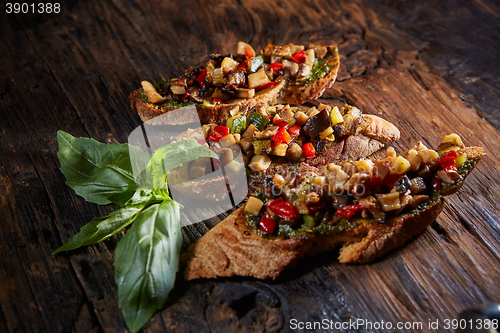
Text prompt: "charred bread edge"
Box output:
[[277, 51, 340, 105]]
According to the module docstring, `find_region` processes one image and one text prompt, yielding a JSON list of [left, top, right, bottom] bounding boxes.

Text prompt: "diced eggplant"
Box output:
[[376, 192, 401, 212], [394, 175, 411, 193], [358, 196, 385, 223], [331, 194, 349, 210], [227, 69, 246, 88], [285, 143, 304, 161], [315, 140, 327, 154], [410, 177, 426, 194], [302, 109, 330, 138]]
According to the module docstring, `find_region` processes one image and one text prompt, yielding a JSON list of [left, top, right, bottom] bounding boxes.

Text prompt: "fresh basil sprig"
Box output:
[[54, 131, 218, 332], [115, 200, 182, 332]]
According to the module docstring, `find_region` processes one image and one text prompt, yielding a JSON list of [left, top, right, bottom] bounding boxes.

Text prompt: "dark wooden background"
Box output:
[[1, 0, 499, 332]]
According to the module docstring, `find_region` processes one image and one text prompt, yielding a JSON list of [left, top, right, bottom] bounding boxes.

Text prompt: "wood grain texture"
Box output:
[[0, 0, 499, 332]]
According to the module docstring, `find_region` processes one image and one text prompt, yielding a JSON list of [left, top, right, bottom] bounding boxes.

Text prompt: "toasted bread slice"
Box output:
[[129, 42, 340, 124], [129, 80, 286, 124], [183, 134, 484, 280]]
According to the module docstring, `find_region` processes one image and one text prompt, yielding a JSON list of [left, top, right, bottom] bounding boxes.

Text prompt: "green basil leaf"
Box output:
[[125, 188, 170, 206], [114, 200, 182, 333], [145, 139, 218, 189], [57, 131, 146, 206], [53, 205, 144, 254]]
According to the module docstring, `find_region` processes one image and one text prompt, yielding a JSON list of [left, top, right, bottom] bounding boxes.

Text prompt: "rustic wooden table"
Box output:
[[1, 0, 499, 332]]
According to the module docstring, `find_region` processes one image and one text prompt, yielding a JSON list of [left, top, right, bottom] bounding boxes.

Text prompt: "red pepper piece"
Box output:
[[382, 173, 399, 188], [195, 68, 207, 88], [336, 204, 366, 219], [366, 175, 383, 190], [288, 124, 301, 137], [212, 98, 222, 104], [269, 62, 284, 72], [443, 150, 458, 158], [237, 61, 248, 71], [439, 156, 457, 173], [303, 142, 316, 158], [256, 81, 278, 91], [182, 92, 189, 100], [274, 119, 289, 129], [432, 176, 441, 191], [208, 131, 223, 142], [272, 128, 292, 145], [214, 125, 230, 136], [258, 217, 277, 233], [245, 48, 254, 60], [291, 51, 307, 64], [197, 139, 206, 145], [267, 198, 297, 219]]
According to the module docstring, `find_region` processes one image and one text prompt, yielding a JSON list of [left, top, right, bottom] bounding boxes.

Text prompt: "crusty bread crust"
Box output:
[[357, 114, 401, 143], [276, 52, 340, 105], [182, 207, 365, 280], [183, 198, 445, 279], [337, 199, 444, 263], [182, 207, 313, 280]]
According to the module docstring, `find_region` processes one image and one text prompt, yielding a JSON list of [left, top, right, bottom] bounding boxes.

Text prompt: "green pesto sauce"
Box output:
[[137, 91, 199, 108], [440, 158, 478, 194], [300, 54, 335, 84]]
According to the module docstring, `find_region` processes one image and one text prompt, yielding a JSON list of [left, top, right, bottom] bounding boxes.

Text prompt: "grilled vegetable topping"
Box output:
[[244, 134, 481, 237], [140, 41, 338, 105], [201, 103, 364, 171]]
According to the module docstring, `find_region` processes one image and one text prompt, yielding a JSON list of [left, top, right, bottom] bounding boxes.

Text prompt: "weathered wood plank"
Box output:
[[0, 0, 499, 332]]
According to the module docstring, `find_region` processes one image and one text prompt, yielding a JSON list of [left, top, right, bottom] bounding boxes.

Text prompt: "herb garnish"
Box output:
[[54, 130, 218, 332]]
